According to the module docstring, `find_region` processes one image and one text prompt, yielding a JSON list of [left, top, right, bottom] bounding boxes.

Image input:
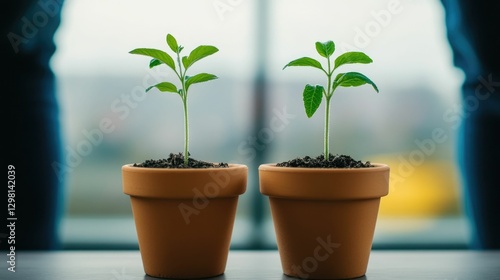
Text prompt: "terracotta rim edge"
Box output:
[[258, 163, 389, 173], [259, 163, 390, 200], [122, 163, 248, 199], [123, 163, 248, 173]]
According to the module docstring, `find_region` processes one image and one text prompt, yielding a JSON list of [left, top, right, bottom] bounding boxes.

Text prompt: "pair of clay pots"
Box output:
[[122, 162, 389, 279]]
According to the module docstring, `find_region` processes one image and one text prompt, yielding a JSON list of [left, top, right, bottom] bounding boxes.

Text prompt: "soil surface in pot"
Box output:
[[276, 154, 373, 168], [133, 152, 228, 168]]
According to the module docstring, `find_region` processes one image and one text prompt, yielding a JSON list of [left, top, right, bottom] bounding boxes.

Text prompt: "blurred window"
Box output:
[[52, 0, 468, 249]]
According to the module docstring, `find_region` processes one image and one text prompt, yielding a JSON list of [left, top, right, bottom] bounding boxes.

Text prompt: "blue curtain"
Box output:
[[2, 0, 65, 250], [441, 0, 500, 249]]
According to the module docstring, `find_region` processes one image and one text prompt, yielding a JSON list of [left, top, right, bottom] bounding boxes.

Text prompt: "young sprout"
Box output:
[[283, 41, 379, 159], [130, 34, 218, 167]]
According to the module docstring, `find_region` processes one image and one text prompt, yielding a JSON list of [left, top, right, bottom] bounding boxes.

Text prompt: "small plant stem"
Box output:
[[324, 56, 333, 160], [324, 96, 331, 159], [183, 96, 189, 166], [176, 52, 189, 167]]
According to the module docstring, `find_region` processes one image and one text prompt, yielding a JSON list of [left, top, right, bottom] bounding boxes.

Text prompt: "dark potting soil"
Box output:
[[276, 154, 373, 168], [133, 153, 228, 168]]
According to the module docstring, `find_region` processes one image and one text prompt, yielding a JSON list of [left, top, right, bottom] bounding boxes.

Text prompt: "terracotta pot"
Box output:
[[259, 163, 389, 279], [122, 164, 247, 279]]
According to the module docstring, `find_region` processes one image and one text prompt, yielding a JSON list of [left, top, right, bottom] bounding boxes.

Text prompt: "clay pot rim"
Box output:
[[123, 163, 247, 173], [259, 163, 390, 200], [122, 163, 248, 199], [259, 162, 389, 173]]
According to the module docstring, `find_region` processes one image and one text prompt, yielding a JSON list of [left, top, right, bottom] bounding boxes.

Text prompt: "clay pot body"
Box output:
[[122, 164, 247, 279], [259, 163, 389, 279]]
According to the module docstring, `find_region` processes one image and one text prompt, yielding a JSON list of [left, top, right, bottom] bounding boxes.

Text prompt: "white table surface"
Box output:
[[1, 250, 499, 280]]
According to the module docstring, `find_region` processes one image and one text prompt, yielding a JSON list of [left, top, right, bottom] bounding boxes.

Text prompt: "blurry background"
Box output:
[[51, 0, 468, 249]]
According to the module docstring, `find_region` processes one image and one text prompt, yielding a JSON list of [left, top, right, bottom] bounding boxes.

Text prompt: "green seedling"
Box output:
[[283, 41, 379, 158], [130, 34, 219, 167]]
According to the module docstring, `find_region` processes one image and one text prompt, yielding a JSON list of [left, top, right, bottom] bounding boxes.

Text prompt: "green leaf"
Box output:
[[185, 73, 218, 91], [182, 56, 189, 69], [315, 41, 335, 58], [146, 82, 178, 93], [184, 45, 219, 69], [283, 57, 324, 71], [334, 52, 373, 70], [166, 34, 179, 53], [303, 84, 324, 118], [149, 58, 162, 68], [332, 72, 379, 93], [129, 48, 176, 71]]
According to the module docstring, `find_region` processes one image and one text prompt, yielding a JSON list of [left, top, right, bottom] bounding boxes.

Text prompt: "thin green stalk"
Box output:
[[183, 96, 189, 166], [324, 56, 332, 160], [324, 96, 331, 158], [176, 52, 189, 167]]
